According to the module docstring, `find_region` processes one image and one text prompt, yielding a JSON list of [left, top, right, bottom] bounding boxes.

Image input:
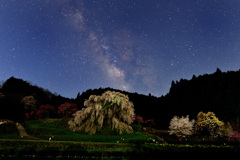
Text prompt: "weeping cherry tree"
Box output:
[[68, 91, 135, 135]]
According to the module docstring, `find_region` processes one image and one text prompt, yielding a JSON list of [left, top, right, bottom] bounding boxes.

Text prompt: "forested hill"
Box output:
[[159, 68, 240, 127], [1, 68, 240, 129], [0, 76, 72, 106], [0, 77, 73, 121]]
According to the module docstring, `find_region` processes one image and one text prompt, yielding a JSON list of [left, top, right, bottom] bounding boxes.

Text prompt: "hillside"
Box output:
[[1, 68, 240, 129], [166, 69, 240, 118], [1, 77, 72, 104], [0, 77, 73, 122]]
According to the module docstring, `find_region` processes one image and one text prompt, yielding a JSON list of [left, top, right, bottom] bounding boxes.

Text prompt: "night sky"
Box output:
[[1, 0, 240, 98]]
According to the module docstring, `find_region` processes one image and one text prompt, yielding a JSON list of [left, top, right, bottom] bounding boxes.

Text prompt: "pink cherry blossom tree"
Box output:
[[58, 102, 78, 118], [35, 104, 56, 119]]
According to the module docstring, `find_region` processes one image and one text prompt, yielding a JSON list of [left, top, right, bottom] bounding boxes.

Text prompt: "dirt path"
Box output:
[[17, 123, 29, 137], [16, 123, 40, 140]]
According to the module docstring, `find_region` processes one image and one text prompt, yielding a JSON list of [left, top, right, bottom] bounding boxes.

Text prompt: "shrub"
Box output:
[[144, 119, 155, 127], [131, 124, 143, 132], [68, 91, 135, 135], [25, 111, 36, 120], [222, 122, 233, 136], [0, 123, 18, 134], [132, 115, 144, 125], [169, 115, 195, 137], [227, 131, 240, 142], [195, 111, 224, 137], [132, 116, 155, 128]]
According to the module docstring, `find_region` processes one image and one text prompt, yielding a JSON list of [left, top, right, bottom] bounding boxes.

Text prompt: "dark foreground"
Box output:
[[0, 139, 239, 159]]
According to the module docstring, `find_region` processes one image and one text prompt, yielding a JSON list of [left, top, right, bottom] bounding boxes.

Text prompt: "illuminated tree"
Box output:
[[195, 111, 224, 137], [169, 115, 195, 137], [68, 91, 135, 135]]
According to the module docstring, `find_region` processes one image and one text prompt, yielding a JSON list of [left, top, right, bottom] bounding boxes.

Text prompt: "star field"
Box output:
[[0, 0, 240, 98]]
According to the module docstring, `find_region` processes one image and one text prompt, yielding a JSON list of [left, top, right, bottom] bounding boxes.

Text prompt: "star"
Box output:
[[0, 0, 239, 98]]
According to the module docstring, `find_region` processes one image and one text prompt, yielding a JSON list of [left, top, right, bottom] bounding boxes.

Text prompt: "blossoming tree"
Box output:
[[21, 95, 37, 112], [58, 102, 78, 118], [195, 111, 224, 137], [68, 91, 135, 135], [169, 115, 195, 137], [35, 104, 56, 119]]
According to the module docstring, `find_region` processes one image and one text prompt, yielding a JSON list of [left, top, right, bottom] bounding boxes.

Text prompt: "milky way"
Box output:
[[0, 0, 240, 98]]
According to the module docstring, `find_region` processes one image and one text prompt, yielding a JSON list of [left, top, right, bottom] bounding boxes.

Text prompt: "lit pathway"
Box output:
[[17, 123, 29, 137], [16, 123, 40, 140]]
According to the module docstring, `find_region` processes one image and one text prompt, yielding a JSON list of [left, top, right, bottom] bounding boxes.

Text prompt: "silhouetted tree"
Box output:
[[216, 68, 222, 74]]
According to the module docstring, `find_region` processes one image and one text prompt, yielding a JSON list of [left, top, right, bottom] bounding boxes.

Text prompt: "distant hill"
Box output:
[[1, 68, 240, 128], [0, 77, 73, 122]]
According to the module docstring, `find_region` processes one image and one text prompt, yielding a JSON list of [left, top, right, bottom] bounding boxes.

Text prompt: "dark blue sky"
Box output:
[[1, 0, 240, 98]]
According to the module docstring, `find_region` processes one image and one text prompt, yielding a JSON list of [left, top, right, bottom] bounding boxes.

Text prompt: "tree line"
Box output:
[[0, 68, 240, 129]]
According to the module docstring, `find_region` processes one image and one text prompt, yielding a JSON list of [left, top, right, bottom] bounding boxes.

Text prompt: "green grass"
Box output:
[[0, 123, 19, 139], [0, 118, 239, 159], [0, 137, 145, 159], [25, 119, 153, 143], [0, 132, 19, 139]]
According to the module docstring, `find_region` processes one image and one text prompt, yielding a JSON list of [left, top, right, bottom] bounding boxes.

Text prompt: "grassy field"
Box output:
[[24, 119, 153, 143], [0, 119, 239, 159]]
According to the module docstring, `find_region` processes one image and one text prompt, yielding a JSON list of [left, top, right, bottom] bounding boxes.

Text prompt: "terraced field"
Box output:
[[0, 119, 239, 159]]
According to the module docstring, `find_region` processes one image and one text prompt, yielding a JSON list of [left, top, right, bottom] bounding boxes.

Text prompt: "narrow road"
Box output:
[[17, 123, 29, 137], [16, 123, 40, 140]]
